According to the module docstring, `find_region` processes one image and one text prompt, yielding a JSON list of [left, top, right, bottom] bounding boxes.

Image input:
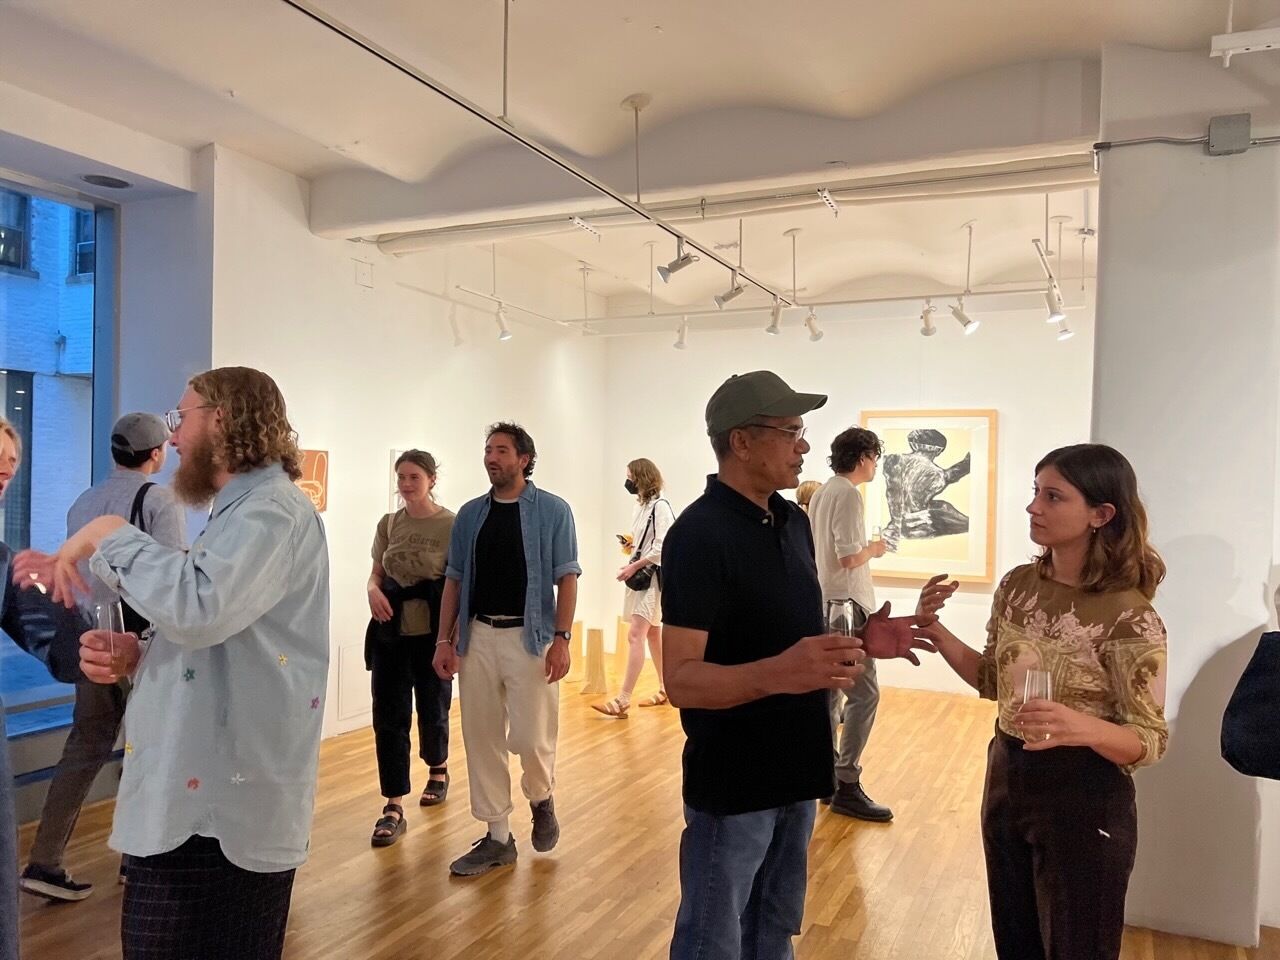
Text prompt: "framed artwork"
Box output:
[[859, 409, 998, 584], [296, 450, 328, 513]]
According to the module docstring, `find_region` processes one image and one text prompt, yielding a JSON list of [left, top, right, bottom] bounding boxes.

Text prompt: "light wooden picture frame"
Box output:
[[859, 409, 998, 584]]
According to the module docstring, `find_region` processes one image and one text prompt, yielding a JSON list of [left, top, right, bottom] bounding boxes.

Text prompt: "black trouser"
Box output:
[[122, 835, 295, 960], [981, 727, 1137, 960], [370, 631, 452, 798]]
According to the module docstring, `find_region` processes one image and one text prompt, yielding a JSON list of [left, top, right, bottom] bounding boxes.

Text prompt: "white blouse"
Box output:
[[631, 497, 676, 564]]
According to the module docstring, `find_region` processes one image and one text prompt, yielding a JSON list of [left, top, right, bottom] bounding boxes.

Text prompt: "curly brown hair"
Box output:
[[626, 458, 663, 503], [1034, 444, 1165, 599], [189, 367, 302, 481]]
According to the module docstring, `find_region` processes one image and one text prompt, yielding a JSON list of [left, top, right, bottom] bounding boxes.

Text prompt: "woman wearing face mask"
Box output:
[[593, 459, 675, 718], [919, 444, 1168, 960], [366, 450, 456, 846]]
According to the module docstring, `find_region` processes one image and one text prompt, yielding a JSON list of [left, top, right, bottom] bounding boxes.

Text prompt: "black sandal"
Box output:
[[421, 766, 449, 807], [371, 803, 406, 847]]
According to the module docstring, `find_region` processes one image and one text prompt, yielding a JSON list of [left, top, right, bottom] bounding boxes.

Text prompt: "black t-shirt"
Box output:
[[469, 498, 527, 618], [661, 475, 832, 815]]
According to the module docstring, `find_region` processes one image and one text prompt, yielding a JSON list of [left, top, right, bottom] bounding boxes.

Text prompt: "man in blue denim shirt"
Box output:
[[433, 422, 581, 877]]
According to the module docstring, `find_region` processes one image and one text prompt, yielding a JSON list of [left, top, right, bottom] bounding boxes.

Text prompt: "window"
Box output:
[[0, 180, 101, 741], [71, 209, 94, 276], [0, 189, 29, 271]]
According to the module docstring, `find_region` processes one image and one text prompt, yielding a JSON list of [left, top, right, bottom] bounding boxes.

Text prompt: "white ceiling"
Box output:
[[0, 0, 1274, 310], [2, 0, 1274, 181]]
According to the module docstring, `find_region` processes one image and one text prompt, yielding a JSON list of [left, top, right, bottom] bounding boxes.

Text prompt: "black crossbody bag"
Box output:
[[625, 499, 668, 592]]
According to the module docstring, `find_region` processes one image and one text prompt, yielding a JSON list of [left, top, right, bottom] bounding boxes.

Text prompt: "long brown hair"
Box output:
[[1034, 444, 1165, 599], [189, 367, 302, 481], [627, 457, 663, 503]]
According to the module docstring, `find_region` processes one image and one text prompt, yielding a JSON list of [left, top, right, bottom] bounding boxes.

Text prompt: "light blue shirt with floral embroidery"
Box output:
[[88, 464, 330, 872]]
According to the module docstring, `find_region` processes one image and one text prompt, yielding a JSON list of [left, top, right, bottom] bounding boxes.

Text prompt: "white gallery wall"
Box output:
[[600, 297, 1095, 695], [200, 147, 612, 736], [1094, 44, 1280, 942]]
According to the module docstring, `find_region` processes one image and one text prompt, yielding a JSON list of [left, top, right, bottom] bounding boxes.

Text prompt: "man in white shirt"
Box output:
[[808, 426, 893, 821]]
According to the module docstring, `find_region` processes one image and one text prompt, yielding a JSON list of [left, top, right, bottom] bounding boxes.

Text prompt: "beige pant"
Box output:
[[458, 620, 559, 822]]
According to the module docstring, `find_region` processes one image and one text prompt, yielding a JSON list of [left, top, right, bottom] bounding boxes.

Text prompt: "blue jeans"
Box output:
[[670, 800, 816, 960]]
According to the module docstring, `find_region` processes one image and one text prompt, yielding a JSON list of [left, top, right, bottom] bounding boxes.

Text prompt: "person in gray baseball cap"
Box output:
[[19, 412, 186, 903], [660, 370, 950, 960]]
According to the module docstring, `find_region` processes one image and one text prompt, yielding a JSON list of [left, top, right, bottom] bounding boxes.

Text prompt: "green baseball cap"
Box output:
[[705, 370, 827, 436]]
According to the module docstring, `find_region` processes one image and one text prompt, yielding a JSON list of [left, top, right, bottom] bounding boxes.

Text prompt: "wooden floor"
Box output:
[[18, 681, 1280, 960]]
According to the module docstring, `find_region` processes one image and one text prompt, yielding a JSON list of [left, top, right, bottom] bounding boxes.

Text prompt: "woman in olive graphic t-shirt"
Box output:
[[367, 450, 455, 847]]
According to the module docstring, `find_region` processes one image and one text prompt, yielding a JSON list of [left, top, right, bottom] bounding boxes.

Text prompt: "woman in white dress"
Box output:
[[593, 458, 675, 718]]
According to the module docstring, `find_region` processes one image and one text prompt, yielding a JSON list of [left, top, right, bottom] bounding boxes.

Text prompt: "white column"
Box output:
[[1094, 44, 1280, 946]]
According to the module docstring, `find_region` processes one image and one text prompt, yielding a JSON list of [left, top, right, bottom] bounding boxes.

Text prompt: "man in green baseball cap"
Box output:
[[704, 369, 828, 439], [660, 369, 946, 960]]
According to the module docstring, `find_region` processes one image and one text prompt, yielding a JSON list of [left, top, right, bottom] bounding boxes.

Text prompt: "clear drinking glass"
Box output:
[[826, 599, 855, 637], [1022, 668, 1054, 742], [95, 600, 128, 680]]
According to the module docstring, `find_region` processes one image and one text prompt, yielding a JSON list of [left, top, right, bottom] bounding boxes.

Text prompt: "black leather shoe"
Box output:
[[829, 781, 893, 822]]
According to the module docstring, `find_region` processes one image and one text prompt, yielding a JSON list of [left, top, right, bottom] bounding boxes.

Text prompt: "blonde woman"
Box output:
[[593, 459, 675, 717], [796, 480, 821, 514]]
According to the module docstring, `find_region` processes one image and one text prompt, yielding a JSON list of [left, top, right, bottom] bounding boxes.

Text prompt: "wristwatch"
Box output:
[[553, 630, 572, 642]]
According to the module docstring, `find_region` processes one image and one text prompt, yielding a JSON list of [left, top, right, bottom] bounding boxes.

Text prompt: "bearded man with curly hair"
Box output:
[[14, 366, 329, 960]]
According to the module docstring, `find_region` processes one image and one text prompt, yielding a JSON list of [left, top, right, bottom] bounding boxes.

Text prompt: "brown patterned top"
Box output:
[[977, 563, 1168, 772]]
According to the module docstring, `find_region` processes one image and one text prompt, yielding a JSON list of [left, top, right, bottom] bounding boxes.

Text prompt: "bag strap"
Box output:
[[129, 482, 155, 534], [636, 498, 667, 557]]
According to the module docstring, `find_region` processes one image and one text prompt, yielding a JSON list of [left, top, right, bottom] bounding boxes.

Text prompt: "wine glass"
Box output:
[[1021, 668, 1054, 742], [95, 601, 128, 680]]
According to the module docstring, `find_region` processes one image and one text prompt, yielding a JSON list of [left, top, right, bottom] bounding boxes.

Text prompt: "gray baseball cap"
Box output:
[[110, 412, 169, 454], [705, 370, 827, 436]]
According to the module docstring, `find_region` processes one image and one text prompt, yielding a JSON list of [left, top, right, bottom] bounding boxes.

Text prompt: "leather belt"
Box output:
[[475, 614, 524, 628]]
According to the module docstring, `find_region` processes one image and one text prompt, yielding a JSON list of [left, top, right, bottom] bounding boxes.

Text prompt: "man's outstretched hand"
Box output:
[[860, 602, 939, 665]]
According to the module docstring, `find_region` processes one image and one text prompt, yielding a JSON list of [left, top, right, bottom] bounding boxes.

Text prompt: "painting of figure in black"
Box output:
[[882, 428, 971, 540]]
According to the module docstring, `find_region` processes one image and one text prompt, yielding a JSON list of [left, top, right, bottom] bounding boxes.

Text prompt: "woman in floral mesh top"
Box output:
[[922, 443, 1167, 960]]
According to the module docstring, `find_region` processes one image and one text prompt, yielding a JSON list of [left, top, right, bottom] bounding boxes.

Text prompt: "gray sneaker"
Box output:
[[449, 834, 517, 877], [530, 797, 560, 852]]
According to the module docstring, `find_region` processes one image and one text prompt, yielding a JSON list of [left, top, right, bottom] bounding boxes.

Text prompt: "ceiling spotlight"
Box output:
[[674, 317, 689, 350], [715, 271, 745, 309], [765, 297, 783, 335], [570, 215, 601, 241], [1056, 318, 1075, 341], [920, 299, 937, 337], [804, 307, 823, 342], [495, 304, 513, 341], [818, 187, 840, 218], [658, 238, 699, 283], [1044, 280, 1066, 323], [951, 297, 979, 335]]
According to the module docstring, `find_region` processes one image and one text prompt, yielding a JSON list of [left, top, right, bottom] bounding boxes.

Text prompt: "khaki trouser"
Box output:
[[458, 620, 559, 822]]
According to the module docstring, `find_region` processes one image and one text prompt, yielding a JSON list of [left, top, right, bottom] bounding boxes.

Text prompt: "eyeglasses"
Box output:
[[744, 422, 808, 444], [164, 405, 213, 432]]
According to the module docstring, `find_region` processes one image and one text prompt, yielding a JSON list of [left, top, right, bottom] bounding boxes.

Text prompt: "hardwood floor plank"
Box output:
[[16, 684, 1278, 959]]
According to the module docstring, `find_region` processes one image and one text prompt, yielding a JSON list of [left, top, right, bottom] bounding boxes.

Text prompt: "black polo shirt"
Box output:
[[661, 474, 833, 815]]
